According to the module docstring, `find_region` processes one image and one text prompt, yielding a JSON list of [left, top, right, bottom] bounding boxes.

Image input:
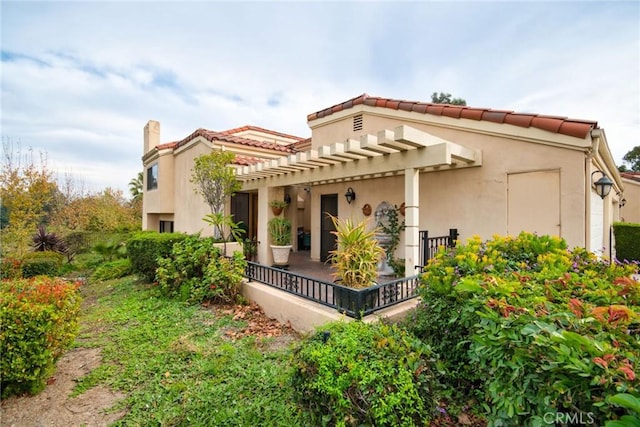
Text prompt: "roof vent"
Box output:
[[353, 114, 363, 132]]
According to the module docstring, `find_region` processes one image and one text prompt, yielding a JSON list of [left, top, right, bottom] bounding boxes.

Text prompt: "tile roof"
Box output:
[[174, 128, 295, 153], [307, 93, 599, 139], [621, 172, 640, 182], [221, 125, 306, 142]]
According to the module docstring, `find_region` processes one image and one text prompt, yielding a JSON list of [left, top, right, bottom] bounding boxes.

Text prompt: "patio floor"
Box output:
[[283, 251, 404, 284]]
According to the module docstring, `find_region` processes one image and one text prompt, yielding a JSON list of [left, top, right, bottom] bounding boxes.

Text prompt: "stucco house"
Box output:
[[142, 94, 626, 275]]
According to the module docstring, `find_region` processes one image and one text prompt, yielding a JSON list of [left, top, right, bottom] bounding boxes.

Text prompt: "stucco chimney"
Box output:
[[143, 120, 160, 154]]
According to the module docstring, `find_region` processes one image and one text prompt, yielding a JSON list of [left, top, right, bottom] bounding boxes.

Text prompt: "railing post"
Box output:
[[448, 228, 459, 248], [421, 230, 428, 266]]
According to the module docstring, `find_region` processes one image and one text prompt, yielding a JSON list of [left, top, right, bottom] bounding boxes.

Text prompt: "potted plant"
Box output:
[[268, 216, 292, 266], [327, 214, 384, 312], [270, 199, 288, 216]]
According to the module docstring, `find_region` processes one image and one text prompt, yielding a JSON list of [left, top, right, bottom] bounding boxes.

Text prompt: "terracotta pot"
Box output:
[[271, 206, 283, 216], [399, 202, 406, 216], [362, 203, 372, 216]]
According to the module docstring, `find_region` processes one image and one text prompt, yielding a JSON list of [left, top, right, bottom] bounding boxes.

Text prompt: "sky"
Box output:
[[2, 1, 639, 196]]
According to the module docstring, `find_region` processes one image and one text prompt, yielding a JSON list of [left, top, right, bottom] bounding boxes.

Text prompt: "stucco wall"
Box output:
[[306, 118, 587, 260], [172, 143, 217, 236], [621, 178, 640, 224]]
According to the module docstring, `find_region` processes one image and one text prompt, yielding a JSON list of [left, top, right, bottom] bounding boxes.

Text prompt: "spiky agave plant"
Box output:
[[327, 214, 384, 288]]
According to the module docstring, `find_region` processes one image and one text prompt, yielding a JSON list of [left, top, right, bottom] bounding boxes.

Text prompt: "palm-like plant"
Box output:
[[129, 171, 143, 203], [328, 215, 384, 288]]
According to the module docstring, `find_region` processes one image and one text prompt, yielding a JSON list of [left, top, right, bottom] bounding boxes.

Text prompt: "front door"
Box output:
[[320, 194, 338, 262]]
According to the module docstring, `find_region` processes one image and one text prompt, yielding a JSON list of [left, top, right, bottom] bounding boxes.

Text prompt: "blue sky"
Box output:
[[2, 1, 639, 194]]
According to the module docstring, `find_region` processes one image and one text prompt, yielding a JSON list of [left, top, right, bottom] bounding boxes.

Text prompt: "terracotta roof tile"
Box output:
[[220, 125, 305, 142], [233, 155, 262, 166], [307, 93, 598, 139], [175, 128, 294, 153], [621, 172, 640, 182]]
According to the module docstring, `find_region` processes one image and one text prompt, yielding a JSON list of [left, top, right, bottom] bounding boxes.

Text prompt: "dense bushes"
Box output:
[[407, 232, 639, 425], [155, 235, 246, 304], [291, 321, 436, 427], [21, 251, 64, 278], [614, 222, 640, 262], [91, 258, 132, 281], [127, 231, 187, 281], [0, 277, 82, 397]]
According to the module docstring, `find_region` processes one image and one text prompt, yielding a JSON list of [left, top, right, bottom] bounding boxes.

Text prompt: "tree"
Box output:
[[619, 146, 640, 172], [1, 137, 58, 256], [431, 92, 467, 106], [190, 150, 241, 239], [129, 171, 143, 202]]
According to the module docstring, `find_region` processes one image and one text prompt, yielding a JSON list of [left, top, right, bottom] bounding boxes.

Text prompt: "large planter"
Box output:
[[271, 245, 292, 266], [334, 285, 379, 316]]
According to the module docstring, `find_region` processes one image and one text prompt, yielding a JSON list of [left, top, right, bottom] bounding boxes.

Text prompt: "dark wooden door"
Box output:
[[230, 192, 250, 238], [320, 194, 338, 262]]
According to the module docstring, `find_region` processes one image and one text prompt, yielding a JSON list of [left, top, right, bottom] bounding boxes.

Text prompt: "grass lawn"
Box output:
[[75, 275, 311, 426]]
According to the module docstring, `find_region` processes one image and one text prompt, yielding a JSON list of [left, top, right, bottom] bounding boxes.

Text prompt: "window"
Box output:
[[146, 163, 158, 190], [159, 221, 174, 233]]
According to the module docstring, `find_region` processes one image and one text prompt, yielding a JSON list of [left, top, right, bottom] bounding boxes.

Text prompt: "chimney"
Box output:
[[143, 120, 160, 154]]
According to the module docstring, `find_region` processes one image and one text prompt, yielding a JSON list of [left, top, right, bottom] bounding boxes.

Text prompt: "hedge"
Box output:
[[126, 231, 188, 281], [21, 251, 64, 278], [0, 277, 82, 397], [614, 222, 640, 262]]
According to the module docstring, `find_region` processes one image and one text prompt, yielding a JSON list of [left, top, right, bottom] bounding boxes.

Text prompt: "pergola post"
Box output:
[[257, 186, 284, 265], [404, 168, 420, 276]]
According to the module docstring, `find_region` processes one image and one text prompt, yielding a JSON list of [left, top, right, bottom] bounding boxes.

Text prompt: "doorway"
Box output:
[[320, 194, 338, 262]]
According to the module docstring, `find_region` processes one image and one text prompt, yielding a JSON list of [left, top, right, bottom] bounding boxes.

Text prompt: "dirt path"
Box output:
[[0, 347, 126, 427]]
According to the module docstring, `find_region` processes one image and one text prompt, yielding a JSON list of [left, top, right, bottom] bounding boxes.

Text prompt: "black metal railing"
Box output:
[[244, 261, 421, 319], [419, 228, 458, 267]]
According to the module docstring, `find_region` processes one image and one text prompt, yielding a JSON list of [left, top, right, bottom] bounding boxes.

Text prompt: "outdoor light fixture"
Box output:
[[591, 170, 614, 199], [284, 194, 291, 205], [344, 187, 356, 204], [620, 197, 627, 208]]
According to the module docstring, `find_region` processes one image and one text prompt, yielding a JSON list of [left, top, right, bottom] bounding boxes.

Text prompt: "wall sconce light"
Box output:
[[284, 194, 292, 205], [344, 187, 356, 204], [620, 197, 627, 208], [591, 170, 613, 199]]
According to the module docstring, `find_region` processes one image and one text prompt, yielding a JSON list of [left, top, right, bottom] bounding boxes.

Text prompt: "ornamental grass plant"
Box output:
[[327, 214, 384, 288]]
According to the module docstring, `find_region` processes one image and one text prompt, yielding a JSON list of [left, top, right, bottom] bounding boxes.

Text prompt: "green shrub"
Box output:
[[0, 277, 82, 397], [91, 258, 132, 281], [614, 222, 640, 262], [408, 232, 640, 426], [291, 321, 436, 427], [1, 257, 22, 279], [126, 231, 187, 281], [155, 235, 246, 304], [21, 251, 64, 278]]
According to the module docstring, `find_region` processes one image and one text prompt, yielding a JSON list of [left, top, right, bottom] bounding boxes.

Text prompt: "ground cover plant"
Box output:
[[407, 232, 640, 426], [291, 320, 437, 426], [1, 276, 82, 397], [71, 275, 309, 426]]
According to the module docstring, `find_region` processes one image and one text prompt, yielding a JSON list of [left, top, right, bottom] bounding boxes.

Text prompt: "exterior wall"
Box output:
[[307, 124, 587, 260], [172, 143, 217, 236], [142, 150, 175, 230], [621, 178, 640, 224]]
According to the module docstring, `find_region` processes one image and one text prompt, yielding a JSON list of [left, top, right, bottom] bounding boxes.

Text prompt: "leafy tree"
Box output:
[[431, 92, 467, 106], [50, 188, 140, 233], [190, 150, 241, 239], [619, 146, 640, 172], [1, 137, 58, 256]]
